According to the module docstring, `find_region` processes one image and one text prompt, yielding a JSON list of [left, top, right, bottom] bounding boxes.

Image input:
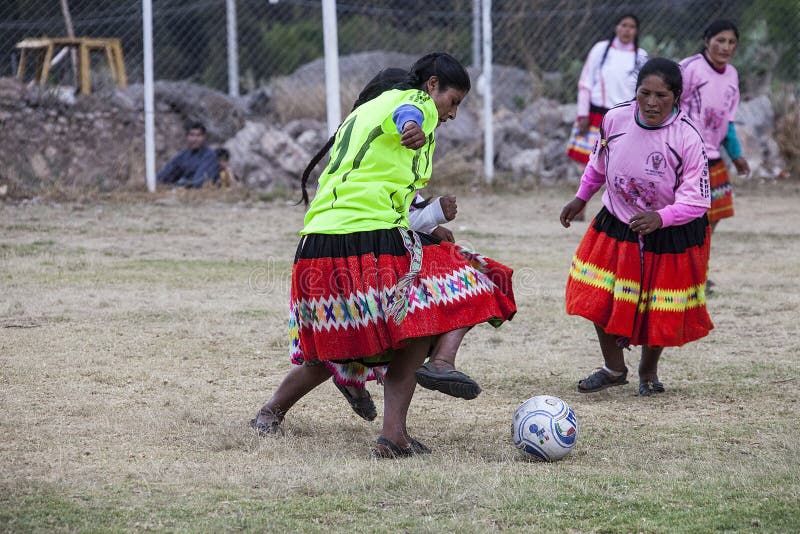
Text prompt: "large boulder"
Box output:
[[468, 65, 542, 112], [518, 99, 568, 140], [123, 81, 247, 142], [734, 96, 785, 179], [224, 120, 312, 190], [270, 50, 542, 123], [271, 51, 419, 123]]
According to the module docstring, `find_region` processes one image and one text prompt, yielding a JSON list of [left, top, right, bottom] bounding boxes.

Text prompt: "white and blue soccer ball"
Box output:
[[512, 395, 578, 461]]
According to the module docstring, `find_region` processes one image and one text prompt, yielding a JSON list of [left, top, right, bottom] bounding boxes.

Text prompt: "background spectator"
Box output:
[[156, 122, 219, 188]]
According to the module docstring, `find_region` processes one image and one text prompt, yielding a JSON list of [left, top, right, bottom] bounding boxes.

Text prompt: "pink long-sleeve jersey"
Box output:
[[576, 102, 710, 227], [679, 53, 740, 159]]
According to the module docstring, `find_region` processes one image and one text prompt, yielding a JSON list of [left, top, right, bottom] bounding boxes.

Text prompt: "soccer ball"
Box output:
[[511, 395, 578, 461]]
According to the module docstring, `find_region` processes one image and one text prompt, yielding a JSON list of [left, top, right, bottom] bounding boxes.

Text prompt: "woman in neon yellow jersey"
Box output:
[[251, 54, 516, 458]]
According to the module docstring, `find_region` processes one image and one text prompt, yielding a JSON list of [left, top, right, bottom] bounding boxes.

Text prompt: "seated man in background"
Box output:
[[157, 122, 219, 188]]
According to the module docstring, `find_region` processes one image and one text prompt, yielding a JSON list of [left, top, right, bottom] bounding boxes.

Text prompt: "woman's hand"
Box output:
[[577, 116, 590, 135], [439, 195, 457, 221], [401, 122, 426, 149], [629, 211, 662, 235], [431, 225, 455, 243], [560, 198, 587, 228], [733, 157, 751, 178]]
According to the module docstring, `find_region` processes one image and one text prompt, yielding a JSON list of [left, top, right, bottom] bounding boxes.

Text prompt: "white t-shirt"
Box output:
[[577, 38, 649, 116]]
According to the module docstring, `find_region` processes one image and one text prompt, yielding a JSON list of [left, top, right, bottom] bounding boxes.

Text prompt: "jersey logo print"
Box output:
[[409, 91, 431, 105]]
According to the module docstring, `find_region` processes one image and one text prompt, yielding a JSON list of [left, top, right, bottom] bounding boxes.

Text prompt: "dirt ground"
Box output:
[[1, 184, 799, 531]]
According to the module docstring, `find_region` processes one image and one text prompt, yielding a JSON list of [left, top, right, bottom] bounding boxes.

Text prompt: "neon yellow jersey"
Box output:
[[301, 89, 438, 235]]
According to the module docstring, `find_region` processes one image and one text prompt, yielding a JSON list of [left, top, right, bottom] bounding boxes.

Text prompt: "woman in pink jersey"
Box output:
[[560, 58, 713, 396], [566, 14, 649, 165], [680, 20, 750, 289]]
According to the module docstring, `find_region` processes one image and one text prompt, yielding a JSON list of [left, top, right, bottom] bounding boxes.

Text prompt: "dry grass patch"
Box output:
[[1, 186, 799, 532]]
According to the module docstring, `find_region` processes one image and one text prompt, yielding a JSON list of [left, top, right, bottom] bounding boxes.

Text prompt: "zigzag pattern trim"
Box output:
[[638, 283, 707, 312], [292, 265, 498, 333], [710, 182, 733, 201], [570, 256, 640, 301], [288, 301, 302, 359]]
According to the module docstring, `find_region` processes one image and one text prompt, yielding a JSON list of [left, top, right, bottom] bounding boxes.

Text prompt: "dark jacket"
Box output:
[[156, 146, 219, 188]]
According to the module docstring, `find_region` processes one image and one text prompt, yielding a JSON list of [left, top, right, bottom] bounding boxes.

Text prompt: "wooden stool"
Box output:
[[15, 37, 127, 95]]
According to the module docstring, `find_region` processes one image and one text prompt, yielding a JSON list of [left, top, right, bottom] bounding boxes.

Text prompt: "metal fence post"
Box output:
[[142, 0, 156, 193], [321, 0, 341, 136], [226, 0, 239, 97], [482, 0, 494, 183], [472, 0, 481, 68]]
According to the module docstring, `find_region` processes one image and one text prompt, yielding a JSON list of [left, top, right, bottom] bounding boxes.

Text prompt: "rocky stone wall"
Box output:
[[0, 51, 789, 199]]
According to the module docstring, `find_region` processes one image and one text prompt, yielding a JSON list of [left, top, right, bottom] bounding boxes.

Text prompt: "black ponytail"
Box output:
[[399, 52, 471, 93]]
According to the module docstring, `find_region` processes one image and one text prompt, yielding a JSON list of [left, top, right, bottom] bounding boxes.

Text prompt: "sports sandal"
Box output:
[[577, 367, 629, 393], [415, 360, 482, 400], [249, 406, 284, 436], [638, 378, 666, 396], [408, 437, 431, 454], [332, 378, 378, 421], [370, 436, 414, 459]]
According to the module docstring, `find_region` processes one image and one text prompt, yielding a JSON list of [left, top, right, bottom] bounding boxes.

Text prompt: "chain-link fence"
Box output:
[[1, 0, 798, 192], [3, 0, 797, 100]]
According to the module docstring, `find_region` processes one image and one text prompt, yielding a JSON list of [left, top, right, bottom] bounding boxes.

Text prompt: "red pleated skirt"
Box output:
[[566, 207, 713, 347], [289, 229, 516, 365]]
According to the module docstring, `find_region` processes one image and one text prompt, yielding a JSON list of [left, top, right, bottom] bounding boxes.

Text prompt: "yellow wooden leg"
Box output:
[[79, 43, 90, 95], [17, 49, 27, 80], [113, 41, 127, 89], [104, 44, 118, 83], [40, 44, 54, 87]]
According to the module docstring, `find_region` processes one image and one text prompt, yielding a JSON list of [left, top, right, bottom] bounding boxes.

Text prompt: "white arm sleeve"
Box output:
[[408, 197, 447, 234]]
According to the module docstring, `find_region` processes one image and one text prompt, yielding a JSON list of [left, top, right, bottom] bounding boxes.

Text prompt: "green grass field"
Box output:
[[2, 186, 799, 532]]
